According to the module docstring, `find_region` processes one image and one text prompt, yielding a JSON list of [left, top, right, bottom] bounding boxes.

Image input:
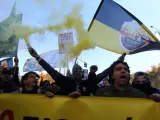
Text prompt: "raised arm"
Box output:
[[28, 47, 76, 94], [12, 56, 21, 87]]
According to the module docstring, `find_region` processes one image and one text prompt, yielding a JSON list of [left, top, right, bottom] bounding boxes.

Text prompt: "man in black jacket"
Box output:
[[28, 47, 129, 97], [28, 47, 80, 96], [132, 71, 160, 101], [0, 66, 19, 93], [28, 47, 117, 97], [0, 56, 20, 93], [84, 65, 99, 95], [11, 56, 21, 87], [20, 71, 54, 98]]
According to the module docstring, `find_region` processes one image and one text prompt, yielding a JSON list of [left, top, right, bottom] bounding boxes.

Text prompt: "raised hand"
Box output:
[[45, 92, 54, 98], [28, 47, 39, 58], [149, 94, 160, 102], [14, 56, 19, 65], [117, 53, 126, 61], [69, 91, 81, 98]]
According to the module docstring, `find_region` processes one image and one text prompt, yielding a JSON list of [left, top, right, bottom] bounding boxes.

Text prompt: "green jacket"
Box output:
[[96, 85, 147, 98]]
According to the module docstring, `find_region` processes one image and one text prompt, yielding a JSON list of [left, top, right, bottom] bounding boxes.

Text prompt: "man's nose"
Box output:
[[121, 68, 126, 73]]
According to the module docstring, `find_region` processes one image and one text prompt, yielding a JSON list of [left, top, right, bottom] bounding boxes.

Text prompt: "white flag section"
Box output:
[[58, 31, 74, 54], [23, 49, 68, 72]]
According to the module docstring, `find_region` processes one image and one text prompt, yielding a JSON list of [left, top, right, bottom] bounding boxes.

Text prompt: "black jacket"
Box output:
[[39, 59, 76, 95], [142, 87, 160, 96], [3, 81, 19, 93], [2, 66, 20, 93], [85, 67, 111, 95], [11, 66, 21, 87], [38, 59, 111, 96]]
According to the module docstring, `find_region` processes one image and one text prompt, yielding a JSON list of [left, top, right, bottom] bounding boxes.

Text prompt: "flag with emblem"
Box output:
[[88, 0, 160, 54]]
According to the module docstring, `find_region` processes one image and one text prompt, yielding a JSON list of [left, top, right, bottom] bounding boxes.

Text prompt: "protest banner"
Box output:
[[0, 94, 159, 120], [58, 31, 74, 54]]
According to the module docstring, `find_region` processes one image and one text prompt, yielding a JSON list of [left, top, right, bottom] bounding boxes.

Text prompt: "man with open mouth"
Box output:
[[96, 60, 147, 98]]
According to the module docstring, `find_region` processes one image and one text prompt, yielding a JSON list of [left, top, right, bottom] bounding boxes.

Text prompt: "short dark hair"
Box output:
[[108, 60, 130, 85], [21, 71, 39, 87], [90, 65, 98, 71]]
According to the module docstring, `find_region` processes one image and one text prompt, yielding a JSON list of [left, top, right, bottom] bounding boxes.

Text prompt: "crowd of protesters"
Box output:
[[0, 47, 160, 102]]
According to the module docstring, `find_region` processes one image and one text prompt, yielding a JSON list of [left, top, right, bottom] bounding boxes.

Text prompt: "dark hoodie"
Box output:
[[1, 72, 19, 93], [3, 81, 19, 93], [132, 71, 160, 97], [132, 83, 160, 97], [0, 66, 20, 93]]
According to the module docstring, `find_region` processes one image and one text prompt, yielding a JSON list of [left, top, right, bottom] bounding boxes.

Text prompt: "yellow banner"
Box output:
[[0, 94, 160, 120]]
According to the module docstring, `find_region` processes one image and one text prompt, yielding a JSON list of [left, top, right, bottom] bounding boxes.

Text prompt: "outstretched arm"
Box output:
[[12, 56, 21, 87], [28, 47, 76, 94]]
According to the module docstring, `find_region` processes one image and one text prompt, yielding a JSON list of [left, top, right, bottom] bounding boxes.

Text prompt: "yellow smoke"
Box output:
[[8, 24, 46, 45], [9, 0, 95, 57]]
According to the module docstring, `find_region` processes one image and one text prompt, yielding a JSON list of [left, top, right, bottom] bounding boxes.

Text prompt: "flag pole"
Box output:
[[67, 53, 69, 70], [14, 38, 19, 75], [74, 58, 78, 66], [59, 55, 62, 73]]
